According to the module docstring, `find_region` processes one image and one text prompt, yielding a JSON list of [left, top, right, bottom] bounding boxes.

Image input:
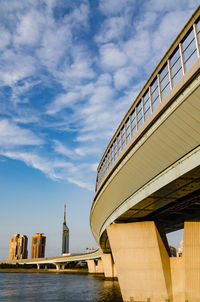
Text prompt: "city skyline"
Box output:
[[0, 0, 197, 260], [8, 233, 46, 260]]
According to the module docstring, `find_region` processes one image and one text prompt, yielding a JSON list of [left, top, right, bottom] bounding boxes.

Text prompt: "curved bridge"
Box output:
[[1, 249, 102, 271], [91, 7, 200, 251], [90, 6, 200, 302], [6, 249, 102, 265]]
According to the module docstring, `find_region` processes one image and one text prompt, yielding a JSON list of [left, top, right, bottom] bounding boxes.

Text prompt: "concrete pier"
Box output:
[[101, 253, 116, 279], [107, 221, 172, 302], [107, 220, 200, 302]]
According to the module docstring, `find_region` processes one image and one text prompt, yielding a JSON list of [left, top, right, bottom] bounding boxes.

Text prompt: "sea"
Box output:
[[0, 273, 123, 302]]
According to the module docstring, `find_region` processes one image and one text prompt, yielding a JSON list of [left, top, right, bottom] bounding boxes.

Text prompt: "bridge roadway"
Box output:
[[0, 249, 102, 267], [90, 6, 200, 302]]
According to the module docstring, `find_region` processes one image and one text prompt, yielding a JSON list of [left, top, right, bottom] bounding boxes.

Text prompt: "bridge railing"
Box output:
[[95, 6, 200, 193]]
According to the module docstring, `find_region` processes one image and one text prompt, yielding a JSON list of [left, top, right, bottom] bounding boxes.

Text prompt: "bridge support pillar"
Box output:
[[107, 221, 172, 302], [184, 220, 200, 302], [87, 260, 96, 273], [54, 263, 64, 271], [101, 253, 116, 279], [96, 259, 104, 273]]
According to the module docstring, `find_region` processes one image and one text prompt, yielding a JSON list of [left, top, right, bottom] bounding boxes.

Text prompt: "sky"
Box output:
[[0, 0, 199, 260]]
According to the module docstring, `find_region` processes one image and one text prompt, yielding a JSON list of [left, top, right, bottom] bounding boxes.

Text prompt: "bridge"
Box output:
[[90, 6, 200, 302], [1, 6, 200, 302], [0, 249, 102, 272]]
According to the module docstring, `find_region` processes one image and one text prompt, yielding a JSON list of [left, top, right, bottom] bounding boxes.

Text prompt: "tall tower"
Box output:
[[62, 203, 69, 254], [31, 233, 46, 258], [8, 234, 28, 261]]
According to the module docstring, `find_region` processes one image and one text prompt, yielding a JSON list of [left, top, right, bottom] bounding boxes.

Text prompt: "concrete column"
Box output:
[[54, 263, 63, 271], [107, 221, 172, 302], [96, 259, 104, 273], [184, 220, 200, 302], [37, 263, 41, 270], [87, 260, 96, 273], [101, 253, 114, 279], [113, 263, 117, 278], [170, 257, 184, 302]]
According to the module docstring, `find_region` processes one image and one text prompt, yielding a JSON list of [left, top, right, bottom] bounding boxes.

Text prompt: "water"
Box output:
[[0, 273, 123, 302]]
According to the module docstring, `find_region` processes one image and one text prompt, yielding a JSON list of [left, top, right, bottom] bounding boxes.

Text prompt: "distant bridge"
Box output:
[[0, 249, 102, 271]]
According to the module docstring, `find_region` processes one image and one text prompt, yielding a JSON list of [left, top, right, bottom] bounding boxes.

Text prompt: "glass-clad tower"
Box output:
[[62, 204, 69, 254]]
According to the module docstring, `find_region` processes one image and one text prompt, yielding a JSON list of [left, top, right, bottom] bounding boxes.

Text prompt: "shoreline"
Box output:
[[0, 268, 90, 274]]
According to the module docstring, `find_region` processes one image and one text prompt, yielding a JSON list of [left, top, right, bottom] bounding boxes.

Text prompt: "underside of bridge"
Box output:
[[100, 164, 200, 253], [116, 165, 200, 233]]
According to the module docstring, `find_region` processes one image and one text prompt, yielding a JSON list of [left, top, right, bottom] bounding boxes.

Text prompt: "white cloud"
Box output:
[[57, 47, 96, 88], [35, 3, 90, 74], [13, 115, 39, 124], [1, 151, 56, 177], [36, 23, 72, 71], [64, 57, 95, 81], [75, 146, 100, 157], [46, 91, 80, 115], [99, 0, 136, 16], [76, 131, 110, 142], [67, 177, 93, 191], [53, 140, 74, 158], [124, 32, 151, 66], [67, 3, 89, 30], [0, 50, 35, 86], [1, 149, 95, 191], [0, 119, 43, 146], [90, 162, 99, 172], [95, 16, 128, 44], [76, 83, 116, 136], [152, 10, 194, 55], [145, 0, 199, 12], [100, 43, 127, 69], [114, 66, 137, 89], [88, 85, 114, 106], [47, 72, 111, 116], [0, 25, 11, 50], [95, 73, 112, 86], [14, 10, 44, 46], [11, 79, 41, 104], [135, 11, 158, 32]]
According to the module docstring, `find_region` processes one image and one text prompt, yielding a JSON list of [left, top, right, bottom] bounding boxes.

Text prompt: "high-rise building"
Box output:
[[8, 234, 28, 261], [62, 204, 69, 254], [31, 233, 46, 258]]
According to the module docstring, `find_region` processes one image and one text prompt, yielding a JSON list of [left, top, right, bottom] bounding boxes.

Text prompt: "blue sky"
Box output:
[[0, 0, 198, 260]]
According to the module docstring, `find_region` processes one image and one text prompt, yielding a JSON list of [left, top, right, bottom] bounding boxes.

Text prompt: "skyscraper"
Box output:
[[31, 233, 46, 258], [8, 234, 28, 261], [62, 204, 69, 254]]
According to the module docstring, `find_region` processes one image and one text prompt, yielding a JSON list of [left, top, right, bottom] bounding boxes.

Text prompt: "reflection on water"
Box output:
[[0, 273, 123, 302]]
